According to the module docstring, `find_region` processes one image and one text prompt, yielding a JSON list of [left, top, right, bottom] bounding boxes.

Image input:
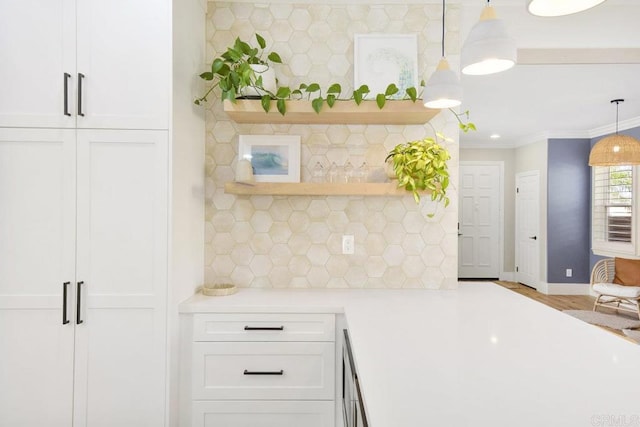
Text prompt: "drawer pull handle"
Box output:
[[243, 370, 284, 376], [243, 326, 284, 331]]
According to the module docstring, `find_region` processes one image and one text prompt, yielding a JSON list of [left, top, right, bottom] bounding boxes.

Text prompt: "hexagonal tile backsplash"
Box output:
[[205, 2, 461, 289]]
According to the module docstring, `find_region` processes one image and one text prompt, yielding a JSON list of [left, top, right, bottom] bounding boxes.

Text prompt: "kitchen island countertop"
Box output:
[[179, 283, 640, 427]]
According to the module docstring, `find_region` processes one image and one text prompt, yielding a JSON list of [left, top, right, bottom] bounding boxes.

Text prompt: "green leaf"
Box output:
[[306, 83, 321, 93], [199, 72, 213, 81], [276, 87, 291, 98], [291, 89, 303, 99], [327, 94, 336, 108], [376, 93, 386, 109], [385, 83, 399, 97], [268, 52, 282, 64], [357, 85, 370, 95], [261, 95, 271, 113], [211, 58, 225, 74], [406, 87, 417, 102], [327, 83, 341, 94], [311, 97, 324, 114], [217, 63, 230, 77], [277, 98, 286, 116], [353, 90, 363, 105], [256, 33, 266, 49], [299, 83, 308, 90]]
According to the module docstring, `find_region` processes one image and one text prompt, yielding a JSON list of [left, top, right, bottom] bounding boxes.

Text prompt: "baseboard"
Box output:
[[538, 282, 591, 295], [499, 272, 515, 282]]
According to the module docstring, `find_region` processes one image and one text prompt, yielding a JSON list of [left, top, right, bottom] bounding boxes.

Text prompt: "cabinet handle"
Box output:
[[243, 370, 284, 376], [243, 326, 284, 331], [62, 281, 70, 324], [77, 73, 85, 117], [63, 73, 71, 116], [76, 281, 84, 324]]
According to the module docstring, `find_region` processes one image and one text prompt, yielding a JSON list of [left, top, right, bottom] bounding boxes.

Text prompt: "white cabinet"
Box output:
[[182, 313, 336, 427], [192, 401, 335, 427], [0, 127, 168, 426], [0, 0, 169, 129]]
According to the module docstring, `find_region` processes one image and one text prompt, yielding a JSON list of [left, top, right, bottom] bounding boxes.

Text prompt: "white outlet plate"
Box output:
[[342, 235, 354, 255], [566, 268, 572, 277]]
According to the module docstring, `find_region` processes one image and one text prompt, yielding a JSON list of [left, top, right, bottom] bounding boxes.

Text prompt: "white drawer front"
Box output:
[[192, 342, 335, 400], [192, 400, 334, 427], [192, 313, 335, 342]]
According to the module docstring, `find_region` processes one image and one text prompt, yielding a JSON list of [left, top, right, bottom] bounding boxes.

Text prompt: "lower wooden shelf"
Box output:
[[224, 182, 412, 196]]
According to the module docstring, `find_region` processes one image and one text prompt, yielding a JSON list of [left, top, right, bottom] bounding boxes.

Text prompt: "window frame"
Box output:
[[591, 165, 638, 257]]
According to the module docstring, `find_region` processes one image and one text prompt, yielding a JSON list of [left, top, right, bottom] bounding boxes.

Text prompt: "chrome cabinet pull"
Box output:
[[62, 282, 70, 324], [76, 281, 84, 324]]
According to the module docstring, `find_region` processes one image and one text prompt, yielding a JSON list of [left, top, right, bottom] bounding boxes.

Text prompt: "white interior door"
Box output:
[[0, 128, 76, 426], [73, 130, 168, 427], [75, 0, 170, 130], [458, 163, 502, 279], [0, 0, 76, 128], [516, 171, 540, 288]]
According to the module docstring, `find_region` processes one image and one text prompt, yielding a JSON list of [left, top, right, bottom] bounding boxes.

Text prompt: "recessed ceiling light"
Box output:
[[490, 134, 501, 139]]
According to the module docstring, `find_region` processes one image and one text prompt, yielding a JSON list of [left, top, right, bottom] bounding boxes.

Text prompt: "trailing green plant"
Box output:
[[194, 33, 423, 115], [386, 137, 451, 217]]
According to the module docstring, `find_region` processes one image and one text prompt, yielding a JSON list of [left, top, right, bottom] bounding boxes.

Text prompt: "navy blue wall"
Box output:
[[547, 138, 592, 283]]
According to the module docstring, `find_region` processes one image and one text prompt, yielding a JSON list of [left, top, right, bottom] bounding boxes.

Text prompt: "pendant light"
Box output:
[[527, 0, 607, 17], [589, 99, 640, 166], [461, 0, 516, 76], [423, 0, 462, 109]]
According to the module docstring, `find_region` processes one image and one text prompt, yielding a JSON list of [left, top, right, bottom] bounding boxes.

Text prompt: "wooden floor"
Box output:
[[491, 280, 628, 337]]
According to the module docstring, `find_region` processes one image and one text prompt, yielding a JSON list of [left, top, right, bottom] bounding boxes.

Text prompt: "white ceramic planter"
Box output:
[[241, 64, 277, 97]]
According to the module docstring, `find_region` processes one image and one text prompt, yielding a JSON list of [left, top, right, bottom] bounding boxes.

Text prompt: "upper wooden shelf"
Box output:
[[223, 99, 439, 125], [224, 182, 414, 196]]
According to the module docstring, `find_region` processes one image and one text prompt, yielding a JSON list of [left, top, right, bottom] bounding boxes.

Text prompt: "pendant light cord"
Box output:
[[441, 0, 445, 58], [612, 99, 624, 135]]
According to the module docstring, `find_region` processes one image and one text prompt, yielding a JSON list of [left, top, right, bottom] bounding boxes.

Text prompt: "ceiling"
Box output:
[[456, 0, 640, 147]]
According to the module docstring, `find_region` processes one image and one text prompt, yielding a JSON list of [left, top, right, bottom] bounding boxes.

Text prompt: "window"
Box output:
[[592, 165, 634, 255]]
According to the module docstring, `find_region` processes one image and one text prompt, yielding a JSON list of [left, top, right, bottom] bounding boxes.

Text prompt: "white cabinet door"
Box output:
[[0, 128, 76, 426], [76, 0, 170, 130], [193, 342, 335, 401], [0, 0, 76, 128], [192, 401, 335, 427], [73, 129, 168, 427]]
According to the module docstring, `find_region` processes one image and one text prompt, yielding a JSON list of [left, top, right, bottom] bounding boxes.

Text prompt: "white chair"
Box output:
[[591, 258, 640, 320]]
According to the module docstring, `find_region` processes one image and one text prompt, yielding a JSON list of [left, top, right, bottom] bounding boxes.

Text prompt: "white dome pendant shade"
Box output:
[[527, 0, 607, 17], [589, 99, 640, 166], [423, 58, 463, 109], [423, 0, 462, 109], [461, 4, 516, 76]]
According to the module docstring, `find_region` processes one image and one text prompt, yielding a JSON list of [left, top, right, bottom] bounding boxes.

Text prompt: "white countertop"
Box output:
[[179, 283, 640, 427]]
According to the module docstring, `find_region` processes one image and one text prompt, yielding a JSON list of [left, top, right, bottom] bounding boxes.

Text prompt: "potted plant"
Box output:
[[195, 33, 423, 115], [385, 136, 451, 217], [194, 34, 282, 106]]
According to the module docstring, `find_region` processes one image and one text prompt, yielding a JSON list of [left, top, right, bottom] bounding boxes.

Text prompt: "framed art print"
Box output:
[[354, 34, 419, 100], [238, 135, 301, 183]]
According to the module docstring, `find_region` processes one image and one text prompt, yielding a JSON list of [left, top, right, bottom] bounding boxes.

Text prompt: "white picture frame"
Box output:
[[238, 135, 301, 183], [354, 34, 419, 100]]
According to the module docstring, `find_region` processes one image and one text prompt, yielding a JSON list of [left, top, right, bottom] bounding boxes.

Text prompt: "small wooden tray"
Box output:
[[202, 283, 237, 296]]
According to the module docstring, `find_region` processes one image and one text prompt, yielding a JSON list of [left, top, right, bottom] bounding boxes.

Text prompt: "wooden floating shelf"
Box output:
[[223, 99, 439, 125], [224, 182, 416, 197]]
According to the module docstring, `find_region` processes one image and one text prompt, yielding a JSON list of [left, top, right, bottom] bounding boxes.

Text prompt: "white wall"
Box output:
[[169, 0, 206, 425]]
